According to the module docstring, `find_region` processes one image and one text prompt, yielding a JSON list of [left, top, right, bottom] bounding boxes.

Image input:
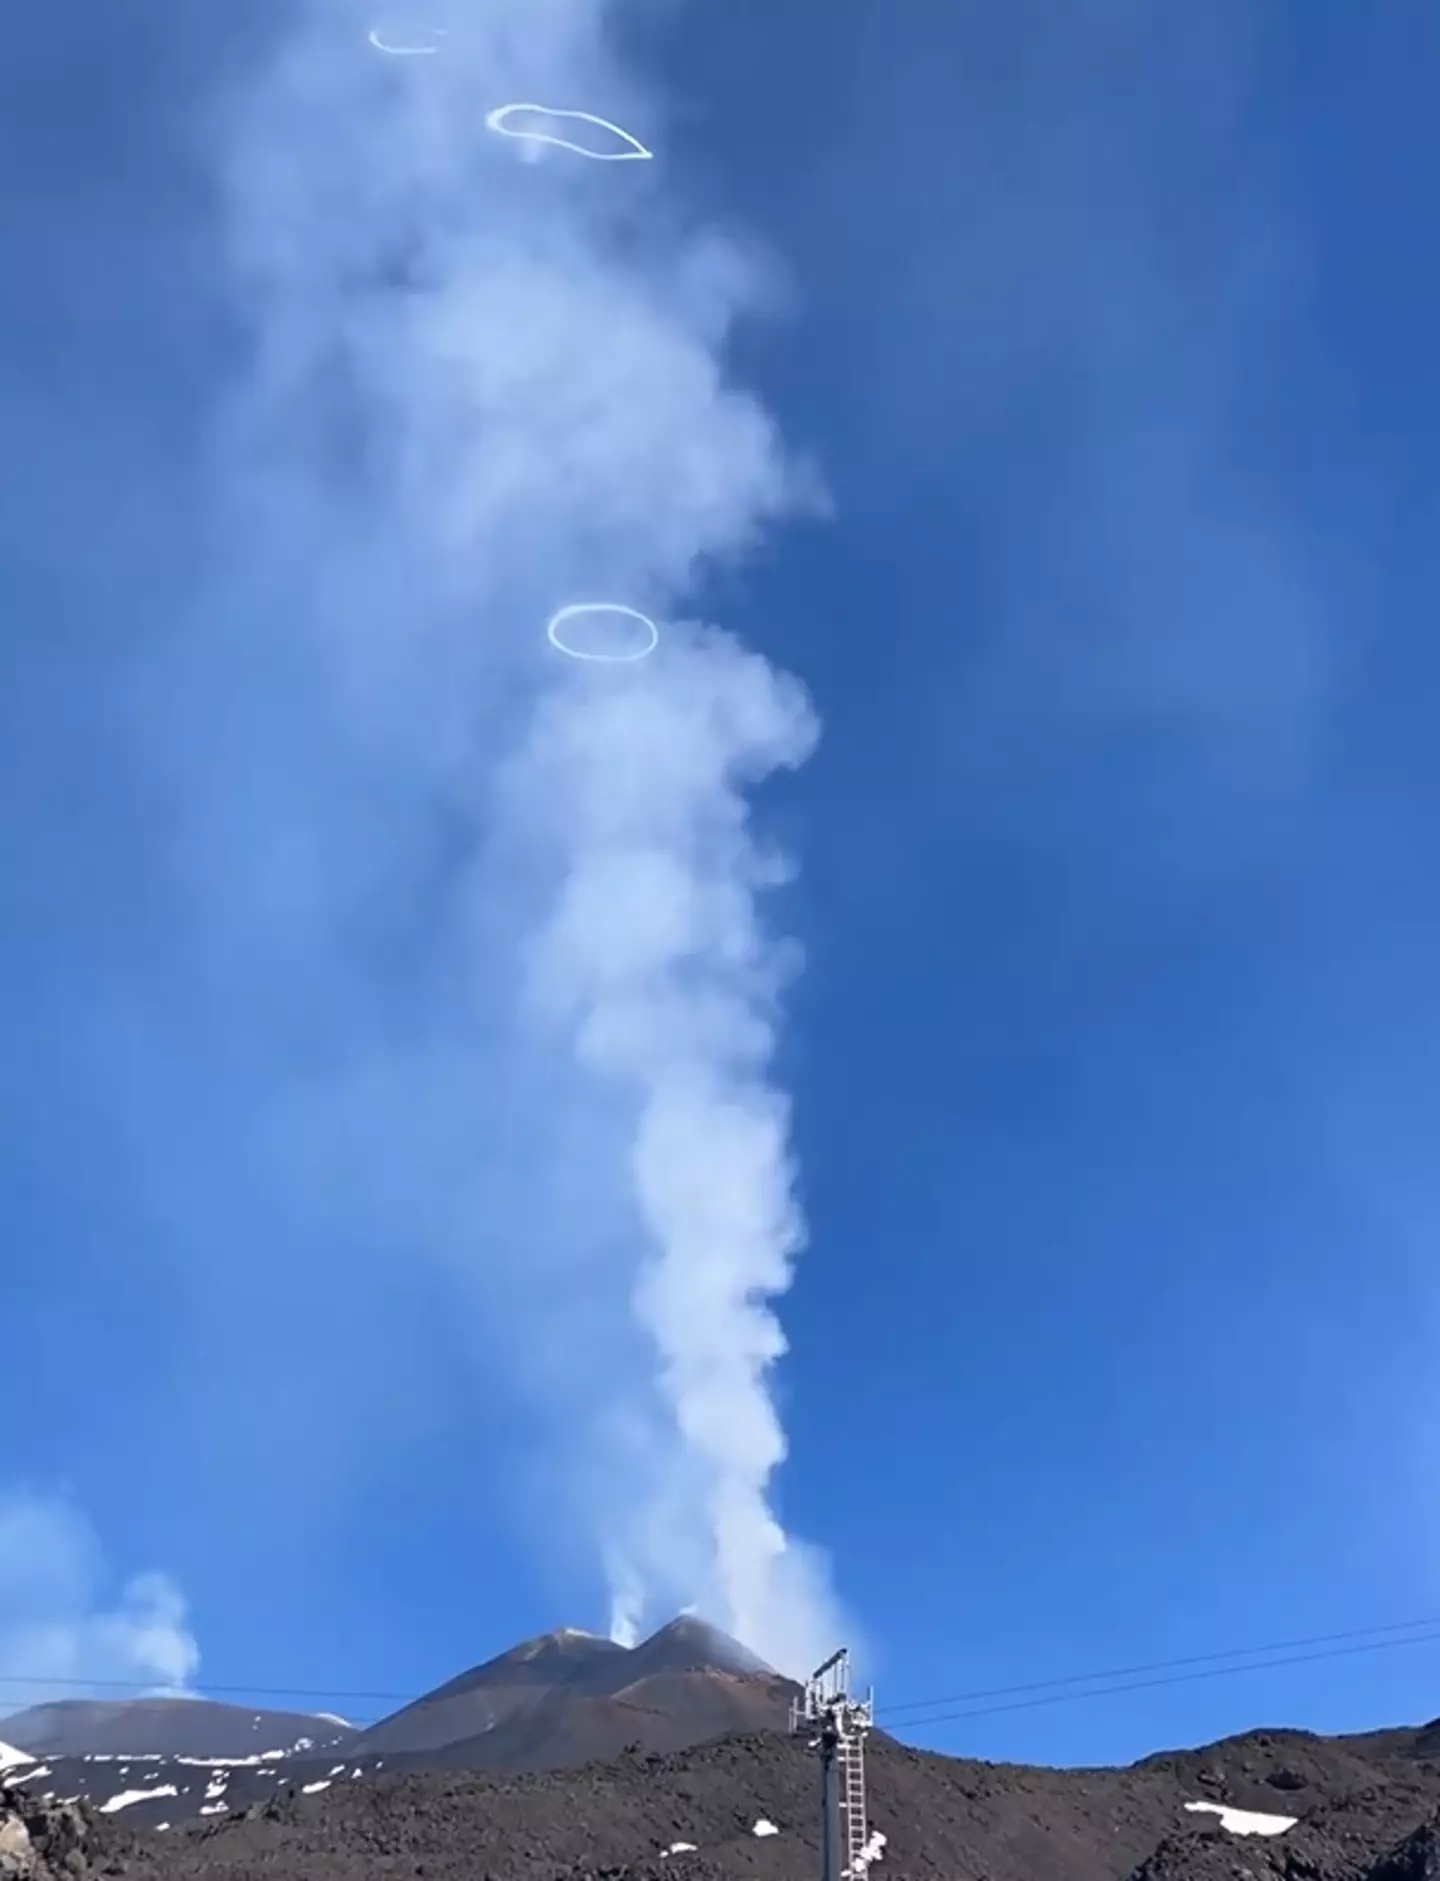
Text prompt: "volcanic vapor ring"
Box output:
[[359, 6, 820, 1657], [367, 25, 446, 54], [485, 104, 653, 162], [546, 603, 660, 663]]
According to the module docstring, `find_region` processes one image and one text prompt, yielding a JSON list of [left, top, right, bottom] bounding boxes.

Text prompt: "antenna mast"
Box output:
[[790, 1648, 876, 1881]]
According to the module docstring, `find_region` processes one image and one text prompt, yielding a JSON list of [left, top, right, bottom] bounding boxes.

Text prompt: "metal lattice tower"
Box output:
[[791, 1648, 876, 1881]]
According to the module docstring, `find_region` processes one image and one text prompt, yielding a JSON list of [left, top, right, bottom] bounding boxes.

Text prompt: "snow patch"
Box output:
[[856, 1830, 887, 1870], [9, 1767, 51, 1784], [0, 1743, 34, 1771], [100, 1787, 179, 1814], [663, 1843, 698, 1857], [1185, 1802, 1298, 1838], [753, 1819, 779, 1838], [301, 1780, 331, 1794], [172, 1751, 284, 1767], [199, 1802, 228, 1816]]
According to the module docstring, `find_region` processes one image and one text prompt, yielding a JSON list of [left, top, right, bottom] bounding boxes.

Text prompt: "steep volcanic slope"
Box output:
[[0, 1701, 360, 1836], [0, 1620, 794, 1828], [0, 1698, 355, 1760], [342, 1627, 628, 1759], [345, 1617, 796, 1774], [0, 1743, 387, 1833], [585, 1618, 795, 1749], [606, 1619, 777, 1684], [23, 1721, 1440, 1881], [14, 1617, 1440, 1878]]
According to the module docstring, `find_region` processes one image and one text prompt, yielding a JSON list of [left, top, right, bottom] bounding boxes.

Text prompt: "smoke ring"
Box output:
[[545, 603, 660, 663], [367, 25, 446, 55], [485, 103, 654, 162]]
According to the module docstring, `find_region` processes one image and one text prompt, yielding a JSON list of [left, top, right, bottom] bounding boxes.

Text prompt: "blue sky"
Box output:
[[4, 0, 1440, 1771]]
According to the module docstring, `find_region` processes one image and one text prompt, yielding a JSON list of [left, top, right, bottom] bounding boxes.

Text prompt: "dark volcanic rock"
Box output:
[[1126, 1824, 1275, 1881], [1127, 1791, 1440, 1881], [608, 1620, 775, 1684], [0, 1700, 355, 1761], [60, 1717, 1440, 1881], [345, 1619, 796, 1775], [1368, 1817, 1440, 1881], [0, 1621, 798, 1829], [343, 1629, 629, 1760], [13, 1628, 1440, 1881], [0, 1784, 113, 1880]]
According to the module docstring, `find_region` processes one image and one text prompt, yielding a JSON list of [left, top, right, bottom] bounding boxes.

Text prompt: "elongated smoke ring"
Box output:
[[367, 25, 446, 54], [485, 103, 653, 162], [545, 603, 660, 663]]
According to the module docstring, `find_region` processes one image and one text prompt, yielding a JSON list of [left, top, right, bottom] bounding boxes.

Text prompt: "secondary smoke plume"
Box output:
[[0, 1490, 198, 1710], [210, 0, 842, 1670]]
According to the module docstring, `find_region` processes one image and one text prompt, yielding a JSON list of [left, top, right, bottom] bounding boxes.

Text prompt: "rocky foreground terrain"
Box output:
[[6, 1618, 1440, 1881], [0, 1619, 796, 1832], [7, 1716, 1440, 1881]]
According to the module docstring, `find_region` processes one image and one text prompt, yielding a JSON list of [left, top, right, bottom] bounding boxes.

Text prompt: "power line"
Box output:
[[884, 1629, 1440, 1732], [878, 1612, 1440, 1720], [1, 1612, 1439, 1733], [0, 1672, 416, 1703]]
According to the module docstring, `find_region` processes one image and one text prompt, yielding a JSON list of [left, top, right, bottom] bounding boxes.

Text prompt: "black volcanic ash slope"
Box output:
[[0, 1698, 360, 1841], [15, 1617, 1440, 1881], [0, 1698, 356, 1761], [0, 1618, 795, 1830], [22, 1718, 1440, 1881], [344, 1615, 798, 1773], [341, 1626, 630, 1759]]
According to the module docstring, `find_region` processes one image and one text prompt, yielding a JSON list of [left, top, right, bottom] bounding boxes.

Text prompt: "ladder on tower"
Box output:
[[838, 1720, 868, 1876], [792, 1647, 877, 1881]]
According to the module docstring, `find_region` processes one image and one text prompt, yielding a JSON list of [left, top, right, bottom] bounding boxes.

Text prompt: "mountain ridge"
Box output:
[[341, 1614, 792, 1766], [0, 1698, 356, 1763], [11, 1716, 1440, 1881], [0, 1615, 792, 1814]]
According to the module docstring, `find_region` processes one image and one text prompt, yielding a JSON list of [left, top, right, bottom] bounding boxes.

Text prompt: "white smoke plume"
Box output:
[[0, 1489, 199, 1714], [206, 0, 844, 1671]]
